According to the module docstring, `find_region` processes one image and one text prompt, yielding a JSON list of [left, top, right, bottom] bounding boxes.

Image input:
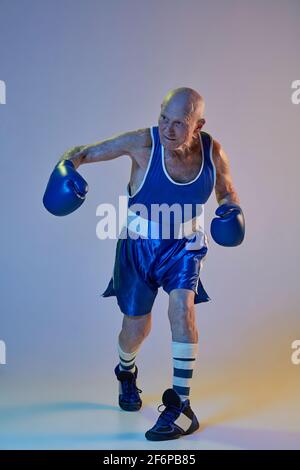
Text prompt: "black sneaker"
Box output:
[[145, 388, 199, 441], [114, 364, 142, 411]]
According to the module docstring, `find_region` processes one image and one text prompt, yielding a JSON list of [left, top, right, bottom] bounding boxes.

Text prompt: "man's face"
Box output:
[[158, 102, 201, 150]]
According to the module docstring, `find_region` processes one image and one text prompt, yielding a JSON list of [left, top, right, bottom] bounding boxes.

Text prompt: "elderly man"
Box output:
[[43, 87, 245, 441]]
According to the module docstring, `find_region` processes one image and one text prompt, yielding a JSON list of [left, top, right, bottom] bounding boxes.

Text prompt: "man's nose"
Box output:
[[165, 124, 174, 133]]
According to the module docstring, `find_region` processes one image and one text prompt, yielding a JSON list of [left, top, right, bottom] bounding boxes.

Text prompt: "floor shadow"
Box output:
[[0, 401, 119, 423], [195, 423, 300, 449]]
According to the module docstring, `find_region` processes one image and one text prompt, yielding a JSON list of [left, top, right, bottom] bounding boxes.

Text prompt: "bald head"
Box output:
[[161, 87, 205, 123]]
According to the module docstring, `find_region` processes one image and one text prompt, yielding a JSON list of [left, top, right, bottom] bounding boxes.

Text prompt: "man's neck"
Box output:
[[166, 133, 200, 161]]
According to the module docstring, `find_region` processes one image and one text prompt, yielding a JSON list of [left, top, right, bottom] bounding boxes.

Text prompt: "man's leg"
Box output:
[[145, 289, 200, 440], [115, 312, 152, 411], [118, 312, 152, 373], [167, 289, 198, 402]]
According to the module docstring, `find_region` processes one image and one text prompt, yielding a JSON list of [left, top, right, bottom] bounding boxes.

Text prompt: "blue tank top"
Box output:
[[126, 125, 216, 238]]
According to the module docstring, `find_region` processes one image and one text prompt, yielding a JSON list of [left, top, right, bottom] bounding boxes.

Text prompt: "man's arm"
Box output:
[[212, 139, 240, 205], [210, 139, 245, 247], [64, 128, 151, 169], [44, 128, 151, 217]]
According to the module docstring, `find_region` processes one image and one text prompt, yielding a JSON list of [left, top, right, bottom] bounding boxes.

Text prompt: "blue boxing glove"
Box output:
[[43, 159, 88, 216], [210, 202, 245, 247]]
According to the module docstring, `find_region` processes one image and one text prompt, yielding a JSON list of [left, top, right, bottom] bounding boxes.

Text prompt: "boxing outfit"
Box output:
[[101, 125, 216, 316]]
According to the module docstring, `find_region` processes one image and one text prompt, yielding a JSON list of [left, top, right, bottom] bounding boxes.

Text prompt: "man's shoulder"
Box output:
[[128, 127, 152, 150], [210, 137, 232, 176], [128, 127, 153, 166]]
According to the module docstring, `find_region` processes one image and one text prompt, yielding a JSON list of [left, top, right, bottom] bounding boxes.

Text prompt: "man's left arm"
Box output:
[[210, 139, 245, 247], [212, 139, 240, 206]]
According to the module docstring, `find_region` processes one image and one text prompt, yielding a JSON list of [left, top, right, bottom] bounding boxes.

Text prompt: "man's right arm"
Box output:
[[44, 128, 151, 216], [64, 128, 151, 169]]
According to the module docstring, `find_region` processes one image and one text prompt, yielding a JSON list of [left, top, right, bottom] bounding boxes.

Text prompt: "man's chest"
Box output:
[[163, 149, 203, 183], [130, 145, 203, 188]]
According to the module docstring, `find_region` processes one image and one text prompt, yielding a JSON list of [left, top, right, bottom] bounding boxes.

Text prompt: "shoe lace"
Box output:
[[156, 403, 180, 426], [123, 379, 142, 402]]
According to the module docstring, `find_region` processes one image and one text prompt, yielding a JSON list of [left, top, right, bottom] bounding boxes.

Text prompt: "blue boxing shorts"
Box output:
[[101, 220, 210, 316]]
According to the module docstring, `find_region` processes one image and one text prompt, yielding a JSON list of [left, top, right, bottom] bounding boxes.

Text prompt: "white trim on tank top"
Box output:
[[207, 133, 216, 189], [126, 127, 216, 198], [126, 126, 155, 199], [161, 131, 204, 185]]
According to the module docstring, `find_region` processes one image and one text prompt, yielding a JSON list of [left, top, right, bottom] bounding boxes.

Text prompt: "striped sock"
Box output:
[[118, 341, 138, 374], [172, 341, 198, 402]]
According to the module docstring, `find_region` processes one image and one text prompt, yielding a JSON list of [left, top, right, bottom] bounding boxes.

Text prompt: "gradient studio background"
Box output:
[[0, 0, 299, 450]]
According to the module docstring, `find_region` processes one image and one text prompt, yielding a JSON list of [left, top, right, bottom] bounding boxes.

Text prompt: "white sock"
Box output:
[[118, 341, 138, 374], [172, 341, 198, 402]]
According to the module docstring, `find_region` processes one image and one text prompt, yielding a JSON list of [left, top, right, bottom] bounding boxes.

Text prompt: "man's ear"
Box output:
[[195, 118, 205, 133]]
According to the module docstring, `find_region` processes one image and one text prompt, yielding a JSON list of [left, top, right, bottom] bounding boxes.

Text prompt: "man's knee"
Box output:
[[121, 312, 152, 340], [168, 290, 197, 338], [168, 289, 195, 319]]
